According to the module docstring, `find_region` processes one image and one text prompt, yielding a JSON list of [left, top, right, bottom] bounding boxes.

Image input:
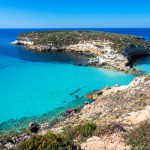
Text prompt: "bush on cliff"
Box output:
[[17, 132, 80, 150], [63, 122, 97, 141], [124, 121, 150, 150]]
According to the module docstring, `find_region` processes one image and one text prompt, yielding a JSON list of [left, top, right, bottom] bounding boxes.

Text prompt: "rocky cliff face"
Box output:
[[11, 30, 150, 73]]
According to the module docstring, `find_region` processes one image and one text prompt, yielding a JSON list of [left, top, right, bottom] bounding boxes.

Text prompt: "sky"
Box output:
[[0, 0, 150, 28]]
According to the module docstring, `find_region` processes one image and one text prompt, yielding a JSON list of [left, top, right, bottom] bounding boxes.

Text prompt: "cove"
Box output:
[[0, 28, 150, 131]]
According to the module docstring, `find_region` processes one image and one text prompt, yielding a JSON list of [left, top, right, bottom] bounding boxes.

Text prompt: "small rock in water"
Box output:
[[29, 122, 39, 133], [84, 102, 90, 105]]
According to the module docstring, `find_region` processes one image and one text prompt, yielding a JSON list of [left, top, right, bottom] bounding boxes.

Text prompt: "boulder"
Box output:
[[28, 122, 39, 133]]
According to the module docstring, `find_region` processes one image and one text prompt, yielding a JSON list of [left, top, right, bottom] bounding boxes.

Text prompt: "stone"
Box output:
[[40, 123, 50, 130], [95, 90, 103, 95], [28, 122, 39, 133], [4, 142, 15, 149]]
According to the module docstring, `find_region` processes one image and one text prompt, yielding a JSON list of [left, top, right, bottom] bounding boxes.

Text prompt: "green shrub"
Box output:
[[63, 122, 97, 141], [76, 122, 97, 139], [17, 132, 80, 150], [124, 121, 150, 150]]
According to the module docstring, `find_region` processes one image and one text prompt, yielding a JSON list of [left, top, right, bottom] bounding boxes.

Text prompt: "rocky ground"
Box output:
[[42, 74, 150, 150]]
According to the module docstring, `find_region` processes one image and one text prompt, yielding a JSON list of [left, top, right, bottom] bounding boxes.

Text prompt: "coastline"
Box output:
[[3, 29, 148, 130], [1, 74, 149, 149], [0, 29, 150, 149]]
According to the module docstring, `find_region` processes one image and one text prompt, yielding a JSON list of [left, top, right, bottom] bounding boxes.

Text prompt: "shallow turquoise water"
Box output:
[[0, 28, 149, 131], [0, 55, 134, 122]]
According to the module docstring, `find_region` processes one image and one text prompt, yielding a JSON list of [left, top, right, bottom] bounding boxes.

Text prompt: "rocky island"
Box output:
[[12, 30, 150, 74]]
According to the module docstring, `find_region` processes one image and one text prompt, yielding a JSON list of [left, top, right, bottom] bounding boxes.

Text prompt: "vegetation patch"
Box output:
[[124, 121, 150, 150], [17, 132, 80, 150], [63, 122, 126, 142], [63, 122, 97, 142]]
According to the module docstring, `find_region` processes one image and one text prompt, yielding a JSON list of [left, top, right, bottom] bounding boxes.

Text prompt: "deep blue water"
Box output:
[[0, 28, 149, 131]]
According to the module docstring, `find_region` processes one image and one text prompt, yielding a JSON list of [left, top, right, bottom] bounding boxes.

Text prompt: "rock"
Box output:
[[66, 108, 77, 115], [2, 137, 13, 145], [115, 84, 119, 87], [40, 123, 50, 130], [84, 102, 90, 105], [20, 135, 31, 142], [28, 122, 39, 133], [81, 134, 130, 150], [124, 106, 150, 125], [4, 142, 15, 149], [105, 85, 111, 90], [61, 108, 78, 117], [95, 90, 103, 95]]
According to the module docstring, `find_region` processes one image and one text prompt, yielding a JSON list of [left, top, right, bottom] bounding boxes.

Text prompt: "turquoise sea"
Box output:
[[0, 28, 150, 131]]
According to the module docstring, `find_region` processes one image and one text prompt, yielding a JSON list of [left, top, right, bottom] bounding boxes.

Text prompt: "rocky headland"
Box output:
[[12, 30, 150, 74], [1, 75, 150, 150]]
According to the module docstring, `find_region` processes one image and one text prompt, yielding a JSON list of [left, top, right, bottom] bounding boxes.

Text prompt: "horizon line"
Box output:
[[0, 27, 150, 29]]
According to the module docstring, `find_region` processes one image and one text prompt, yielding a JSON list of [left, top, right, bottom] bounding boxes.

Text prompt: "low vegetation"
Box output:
[[1, 121, 150, 149], [63, 122, 97, 142], [17, 132, 80, 150], [63, 122, 126, 142], [124, 121, 150, 150], [18, 30, 149, 52]]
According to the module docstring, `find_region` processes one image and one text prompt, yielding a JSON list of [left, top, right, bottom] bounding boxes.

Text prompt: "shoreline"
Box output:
[[0, 30, 149, 148], [1, 74, 149, 149], [2, 30, 148, 131]]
